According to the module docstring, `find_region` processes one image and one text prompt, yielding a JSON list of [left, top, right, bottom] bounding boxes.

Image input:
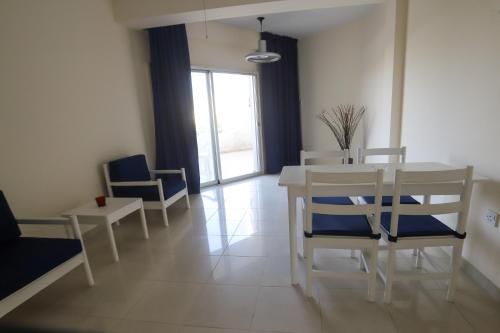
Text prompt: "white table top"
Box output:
[[62, 197, 141, 217], [278, 162, 486, 187]]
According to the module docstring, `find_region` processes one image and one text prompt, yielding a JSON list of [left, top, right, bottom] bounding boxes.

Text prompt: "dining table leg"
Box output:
[[287, 187, 299, 285]]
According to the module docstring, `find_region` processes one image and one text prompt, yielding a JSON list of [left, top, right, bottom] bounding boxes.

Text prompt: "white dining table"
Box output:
[[278, 162, 486, 285]]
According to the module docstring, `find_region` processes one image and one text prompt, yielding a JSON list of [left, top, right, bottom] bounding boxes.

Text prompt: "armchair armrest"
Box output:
[[16, 216, 84, 241], [149, 169, 183, 174], [109, 180, 159, 187], [17, 217, 71, 226], [150, 168, 187, 182]]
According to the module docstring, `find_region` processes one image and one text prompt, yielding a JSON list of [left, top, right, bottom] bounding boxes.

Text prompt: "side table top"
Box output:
[[62, 197, 142, 217]]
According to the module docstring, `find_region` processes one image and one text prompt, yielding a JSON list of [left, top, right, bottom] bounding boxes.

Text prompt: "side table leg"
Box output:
[[139, 206, 149, 239], [106, 219, 120, 262]]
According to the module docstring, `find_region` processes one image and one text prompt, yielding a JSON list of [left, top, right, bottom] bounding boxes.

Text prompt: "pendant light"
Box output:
[[245, 17, 281, 63]]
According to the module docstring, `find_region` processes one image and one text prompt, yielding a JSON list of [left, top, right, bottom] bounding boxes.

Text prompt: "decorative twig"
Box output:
[[317, 105, 366, 151]]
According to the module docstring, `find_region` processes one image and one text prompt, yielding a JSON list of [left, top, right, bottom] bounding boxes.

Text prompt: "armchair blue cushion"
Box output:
[[108, 154, 151, 182], [0, 237, 82, 300], [0, 191, 21, 244], [112, 179, 187, 202]]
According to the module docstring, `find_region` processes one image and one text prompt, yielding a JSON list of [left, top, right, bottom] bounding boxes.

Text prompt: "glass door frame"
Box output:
[[192, 67, 264, 187]]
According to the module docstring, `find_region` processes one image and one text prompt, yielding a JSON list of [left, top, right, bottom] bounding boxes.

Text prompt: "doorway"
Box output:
[[191, 70, 262, 186]]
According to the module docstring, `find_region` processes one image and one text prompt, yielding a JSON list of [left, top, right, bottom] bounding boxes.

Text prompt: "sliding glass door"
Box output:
[[192, 70, 262, 186]]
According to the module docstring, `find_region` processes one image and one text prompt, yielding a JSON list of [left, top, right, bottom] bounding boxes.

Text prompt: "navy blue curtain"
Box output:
[[148, 25, 200, 194], [260, 32, 302, 174]]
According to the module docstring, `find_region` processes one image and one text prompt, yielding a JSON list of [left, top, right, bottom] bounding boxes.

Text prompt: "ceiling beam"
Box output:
[[113, 0, 384, 29]]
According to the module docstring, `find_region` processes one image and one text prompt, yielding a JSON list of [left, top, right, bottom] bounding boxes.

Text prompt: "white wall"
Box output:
[[299, 1, 398, 157], [187, 21, 259, 73], [0, 0, 152, 218], [402, 0, 500, 287], [299, 20, 364, 153]]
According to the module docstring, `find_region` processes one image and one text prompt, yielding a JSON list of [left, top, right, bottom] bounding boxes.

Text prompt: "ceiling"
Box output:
[[217, 4, 379, 39]]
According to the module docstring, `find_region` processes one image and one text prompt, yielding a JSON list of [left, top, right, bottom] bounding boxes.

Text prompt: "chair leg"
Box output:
[[412, 248, 418, 256], [367, 243, 378, 302], [161, 206, 169, 227], [306, 240, 313, 297], [359, 249, 365, 270], [446, 243, 463, 302], [384, 245, 396, 303], [185, 192, 191, 209], [415, 248, 424, 269]]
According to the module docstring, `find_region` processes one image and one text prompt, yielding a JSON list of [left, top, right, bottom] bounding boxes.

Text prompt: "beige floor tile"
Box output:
[[209, 256, 266, 285], [149, 254, 220, 283], [225, 236, 269, 256], [2, 176, 498, 333], [127, 282, 203, 324], [387, 289, 476, 333], [453, 287, 500, 333], [261, 255, 292, 286], [251, 286, 322, 333], [233, 217, 288, 236], [319, 289, 397, 333], [112, 319, 182, 333], [184, 284, 259, 329]]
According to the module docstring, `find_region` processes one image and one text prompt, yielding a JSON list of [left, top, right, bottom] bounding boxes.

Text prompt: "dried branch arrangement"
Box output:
[[318, 104, 366, 150]]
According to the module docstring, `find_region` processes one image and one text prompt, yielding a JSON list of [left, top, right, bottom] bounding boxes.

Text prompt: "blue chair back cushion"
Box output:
[[0, 237, 82, 300], [380, 212, 455, 238], [0, 191, 21, 244], [112, 179, 186, 202], [108, 154, 150, 182]]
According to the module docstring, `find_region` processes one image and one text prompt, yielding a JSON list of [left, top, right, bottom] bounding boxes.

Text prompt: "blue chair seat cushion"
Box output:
[[310, 213, 374, 237], [363, 195, 420, 206], [112, 179, 186, 201], [0, 237, 82, 300], [0, 191, 21, 244], [380, 213, 456, 238]]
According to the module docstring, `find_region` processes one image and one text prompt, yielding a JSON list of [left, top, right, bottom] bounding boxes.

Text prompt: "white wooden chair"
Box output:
[[357, 146, 407, 164], [299, 149, 352, 258], [378, 166, 473, 303], [302, 168, 384, 301], [103, 154, 190, 227], [300, 149, 349, 166]]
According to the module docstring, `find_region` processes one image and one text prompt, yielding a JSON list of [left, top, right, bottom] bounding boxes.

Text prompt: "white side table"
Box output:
[[62, 197, 148, 262]]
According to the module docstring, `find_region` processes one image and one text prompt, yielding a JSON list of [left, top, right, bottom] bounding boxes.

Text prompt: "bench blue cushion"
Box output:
[[112, 179, 186, 202], [0, 237, 82, 300], [380, 212, 456, 238], [108, 154, 150, 182], [0, 191, 21, 244], [363, 195, 420, 206]]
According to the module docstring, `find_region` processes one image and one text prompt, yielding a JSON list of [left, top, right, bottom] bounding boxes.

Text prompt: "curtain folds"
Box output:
[[148, 25, 200, 194], [259, 32, 302, 174]]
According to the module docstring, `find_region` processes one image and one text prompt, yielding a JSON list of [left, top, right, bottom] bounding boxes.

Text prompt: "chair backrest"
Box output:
[[305, 168, 384, 236], [300, 149, 349, 165], [0, 191, 21, 243], [357, 147, 406, 164], [387, 166, 474, 239], [103, 155, 150, 196]]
